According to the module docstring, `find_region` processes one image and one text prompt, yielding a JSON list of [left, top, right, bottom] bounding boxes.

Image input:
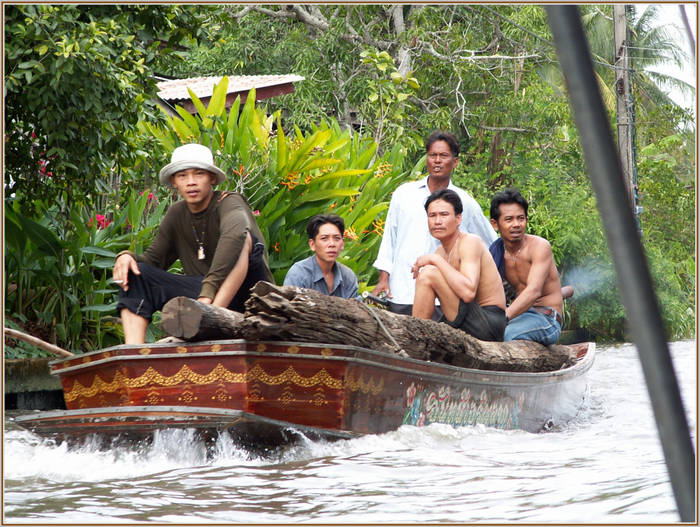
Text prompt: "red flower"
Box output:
[[89, 214, 110, 230]]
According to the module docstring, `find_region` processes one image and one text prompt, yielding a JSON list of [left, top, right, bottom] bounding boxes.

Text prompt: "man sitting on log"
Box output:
[[112, 143, 273, 344], [411, 189, 507, 341], [283, 214, 360, 299], [488, 188, 563, 345]]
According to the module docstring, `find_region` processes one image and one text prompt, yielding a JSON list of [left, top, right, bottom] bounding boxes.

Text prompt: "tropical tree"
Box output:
[[4, 4, 220, 217]]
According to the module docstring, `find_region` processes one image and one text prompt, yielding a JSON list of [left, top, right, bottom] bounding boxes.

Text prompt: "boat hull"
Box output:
[[15, 340, 594, 445]]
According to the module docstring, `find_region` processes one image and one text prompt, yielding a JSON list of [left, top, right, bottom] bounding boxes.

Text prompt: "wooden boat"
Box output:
[[15, 338, 594, 451]]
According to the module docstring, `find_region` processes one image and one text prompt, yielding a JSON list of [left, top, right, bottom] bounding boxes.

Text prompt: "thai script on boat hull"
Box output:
[[403, 383, 525, 430]]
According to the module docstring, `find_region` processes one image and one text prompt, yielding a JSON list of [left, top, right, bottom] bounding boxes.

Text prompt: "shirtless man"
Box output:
[[489, 188, 563, 345], [411, 189, 507, 342]]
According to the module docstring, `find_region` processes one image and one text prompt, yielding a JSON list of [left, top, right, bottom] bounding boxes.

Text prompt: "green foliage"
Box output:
[[359, 48, 421, 154], [4, 4, 213, 211], [5, 190, 168, 354], [148, 80, 408, 288]]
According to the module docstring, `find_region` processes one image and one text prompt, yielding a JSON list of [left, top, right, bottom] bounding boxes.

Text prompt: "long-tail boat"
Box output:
[[15, 337, 595, 451]]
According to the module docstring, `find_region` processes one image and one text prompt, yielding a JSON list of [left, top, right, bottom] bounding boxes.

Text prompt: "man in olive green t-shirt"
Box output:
[[112, 144, 273, 344]]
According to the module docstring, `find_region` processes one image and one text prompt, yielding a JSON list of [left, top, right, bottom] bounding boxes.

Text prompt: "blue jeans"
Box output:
[[504, 308, 561, 345]]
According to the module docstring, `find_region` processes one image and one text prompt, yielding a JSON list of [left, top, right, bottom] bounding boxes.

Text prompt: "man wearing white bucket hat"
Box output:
[[113, 143, 273, 344]]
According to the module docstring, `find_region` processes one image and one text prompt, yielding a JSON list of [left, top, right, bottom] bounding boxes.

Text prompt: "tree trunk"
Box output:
[[160, 283, 576, 373], [161, 296, 244, 341]]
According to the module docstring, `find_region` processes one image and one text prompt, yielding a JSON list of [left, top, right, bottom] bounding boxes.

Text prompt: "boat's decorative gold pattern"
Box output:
[[178, 390, 197, 403], [321, 347, 332, 357], [212, 344, 222, 353], [256, 343, 267, 352], [280, 386, 295, 405], [63, 362, 345, 402], [211, 386, 231, 402], [287, 345, 300, 354], [177, 347, 188, 354], [345, 371, 384, 395], [313, 387, 328, 406], [145, 390, 163, 405], [139, 348, 151, 355], [248, 382, 263, 401]]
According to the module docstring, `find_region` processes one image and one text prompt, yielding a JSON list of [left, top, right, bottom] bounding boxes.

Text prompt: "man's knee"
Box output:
[[415, 265, 440, 288]]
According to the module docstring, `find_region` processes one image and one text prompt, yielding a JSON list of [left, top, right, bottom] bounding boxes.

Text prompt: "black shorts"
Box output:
[[117, 241, 270, 319], [440, 300, 506, 342]]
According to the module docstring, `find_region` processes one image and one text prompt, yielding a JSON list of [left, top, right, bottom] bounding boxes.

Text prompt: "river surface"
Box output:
[[3, 340, 696, 524]]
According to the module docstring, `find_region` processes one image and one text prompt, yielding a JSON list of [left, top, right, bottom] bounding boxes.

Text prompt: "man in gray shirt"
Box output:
[[284, 214, 360, 299]]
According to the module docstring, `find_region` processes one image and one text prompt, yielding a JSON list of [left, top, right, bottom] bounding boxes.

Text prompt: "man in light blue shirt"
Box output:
[[372, 130, 496, 315], [284, 214, 360, 299]]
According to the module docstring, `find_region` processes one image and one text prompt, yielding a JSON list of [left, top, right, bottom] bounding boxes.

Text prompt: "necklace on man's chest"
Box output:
[[506, 240, 526, 262], [191, 220, 206, 260]]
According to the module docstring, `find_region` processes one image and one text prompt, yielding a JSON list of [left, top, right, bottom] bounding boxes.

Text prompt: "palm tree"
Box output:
[[580, 4, 694, 111]]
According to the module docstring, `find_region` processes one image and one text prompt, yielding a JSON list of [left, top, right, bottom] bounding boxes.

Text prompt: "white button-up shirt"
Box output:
[[373, 177, 497, 305]]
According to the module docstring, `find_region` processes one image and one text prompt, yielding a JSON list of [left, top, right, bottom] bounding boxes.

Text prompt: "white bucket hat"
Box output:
[[158, 143, 226, 186]]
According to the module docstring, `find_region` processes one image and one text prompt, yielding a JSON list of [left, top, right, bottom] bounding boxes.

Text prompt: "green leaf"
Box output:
[[206, 75, 228, 118], [276, 114, 288, 174], [81, 246, 116, 257], [298, 157, 342, 173], [297, 189, 359, 203], [187, 88, 209, 121], [287, 130, 331, 172], [82, 303, 118, 313], [171, 114, 195, 141], [13, 210, 63, 257], [175, 106, 201, 138]]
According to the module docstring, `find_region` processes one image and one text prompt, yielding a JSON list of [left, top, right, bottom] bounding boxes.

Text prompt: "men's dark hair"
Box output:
[[490, 188, 529, 220], [424, 189, 463, 215], [425, 130, 460, 157], [306, 214, 345, 239]]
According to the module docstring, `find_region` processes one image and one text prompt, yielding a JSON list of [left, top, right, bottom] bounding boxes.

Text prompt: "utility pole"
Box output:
[[613, 5, 641, 228]]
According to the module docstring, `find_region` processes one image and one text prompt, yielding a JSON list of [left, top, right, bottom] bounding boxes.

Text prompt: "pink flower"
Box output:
[[253, 210, 261, 216]]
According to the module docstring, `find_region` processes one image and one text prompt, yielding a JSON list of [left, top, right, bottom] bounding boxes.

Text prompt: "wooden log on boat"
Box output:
[[160, 283, 575, 373], [161, 296, 244, 341]]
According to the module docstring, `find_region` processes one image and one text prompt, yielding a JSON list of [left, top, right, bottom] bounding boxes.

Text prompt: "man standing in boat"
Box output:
[[283, 214, 360, 299], [488, 188, 563, 345], [371, 130, 496, 315], [411, 189, 507, 341], [112, 143, 273, 344]]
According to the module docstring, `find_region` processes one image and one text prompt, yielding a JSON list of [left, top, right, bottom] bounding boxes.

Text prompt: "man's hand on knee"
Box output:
[[113, 254, 140, 292]]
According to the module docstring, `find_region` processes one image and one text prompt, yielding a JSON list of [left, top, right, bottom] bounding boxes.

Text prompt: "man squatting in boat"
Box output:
[[112, 143, 273, 344], [371, 130, 497, 317], [488, 188, 566, 345], [410, 189, 507, 342], [283, 214, 361, 300]]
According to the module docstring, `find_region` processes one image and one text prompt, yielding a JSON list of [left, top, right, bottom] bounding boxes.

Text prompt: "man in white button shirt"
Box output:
[[371, 130, 497, 315]]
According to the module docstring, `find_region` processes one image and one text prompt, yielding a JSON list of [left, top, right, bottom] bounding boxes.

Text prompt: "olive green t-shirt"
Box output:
[[124, 191, 272, 300]]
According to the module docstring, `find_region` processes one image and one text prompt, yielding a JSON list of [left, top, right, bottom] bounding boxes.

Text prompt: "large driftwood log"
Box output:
[[240, 282, 575, 372], [159, 284, 576, 372], [161, 296, 244, 341]]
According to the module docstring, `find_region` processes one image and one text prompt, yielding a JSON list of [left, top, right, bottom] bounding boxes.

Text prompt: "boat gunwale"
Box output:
[[49, 340, 596, 388]]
